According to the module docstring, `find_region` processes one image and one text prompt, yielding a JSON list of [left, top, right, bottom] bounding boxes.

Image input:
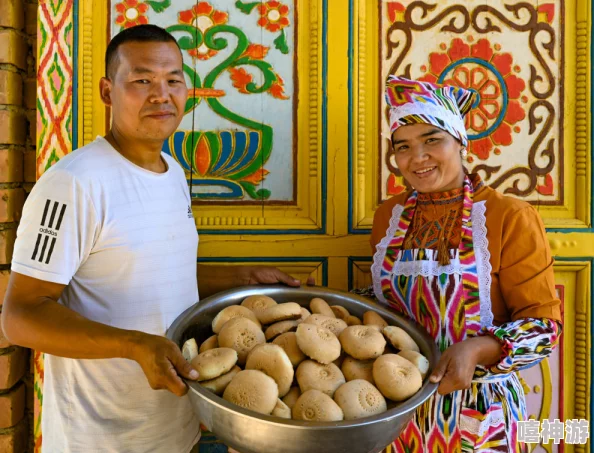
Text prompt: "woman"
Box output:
[[367, 76, 562, 452]]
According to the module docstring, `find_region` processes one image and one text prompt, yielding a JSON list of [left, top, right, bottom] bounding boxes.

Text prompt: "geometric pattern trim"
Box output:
[[36, 1, 74, 451], [37, 0, 73, 176]]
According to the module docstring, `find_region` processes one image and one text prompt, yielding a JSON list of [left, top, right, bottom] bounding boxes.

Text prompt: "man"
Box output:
[[1, 25, 305, 453]]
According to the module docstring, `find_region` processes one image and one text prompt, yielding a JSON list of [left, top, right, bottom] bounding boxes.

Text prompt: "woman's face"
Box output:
[[391, 123, 465, 193]]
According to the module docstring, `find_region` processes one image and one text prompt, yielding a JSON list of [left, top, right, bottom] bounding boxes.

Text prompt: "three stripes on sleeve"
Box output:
[[31, 199, 67, 265]]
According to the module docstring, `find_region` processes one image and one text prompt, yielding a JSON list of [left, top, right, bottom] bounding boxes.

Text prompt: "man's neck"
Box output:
[[104, 129, 167, 173]]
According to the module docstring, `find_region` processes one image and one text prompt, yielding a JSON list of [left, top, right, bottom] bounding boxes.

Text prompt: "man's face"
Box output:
[[100, 41, 188, 143]]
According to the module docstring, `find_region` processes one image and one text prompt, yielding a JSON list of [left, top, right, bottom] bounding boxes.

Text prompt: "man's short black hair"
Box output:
[[105, 24, 182, 78]]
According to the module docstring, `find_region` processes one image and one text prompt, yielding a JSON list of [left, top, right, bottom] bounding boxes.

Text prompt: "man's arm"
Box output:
[[2, 272, 198, 396], [197, 265, 310, 299]]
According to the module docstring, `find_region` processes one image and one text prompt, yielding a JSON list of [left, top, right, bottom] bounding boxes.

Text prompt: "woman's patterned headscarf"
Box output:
[[385, 76, 477, 146]]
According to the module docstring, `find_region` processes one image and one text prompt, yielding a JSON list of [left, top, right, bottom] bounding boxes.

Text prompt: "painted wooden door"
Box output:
[[34, 0, 591, 451]]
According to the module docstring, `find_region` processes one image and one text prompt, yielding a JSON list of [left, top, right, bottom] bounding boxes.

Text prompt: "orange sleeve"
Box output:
[[370, 195, 406, 255], [499, 206, 562, 322], [370, 210, 388, 255]]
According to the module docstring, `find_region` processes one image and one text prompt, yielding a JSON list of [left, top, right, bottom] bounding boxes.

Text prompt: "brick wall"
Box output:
[[0, 0, 38, 451]]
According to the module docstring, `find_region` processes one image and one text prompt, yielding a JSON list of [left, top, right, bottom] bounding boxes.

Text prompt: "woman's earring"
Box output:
[[460, 148, 468, 159]]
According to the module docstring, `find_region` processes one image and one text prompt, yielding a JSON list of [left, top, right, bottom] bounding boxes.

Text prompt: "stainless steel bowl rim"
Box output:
[[167, 285, 440, 429]]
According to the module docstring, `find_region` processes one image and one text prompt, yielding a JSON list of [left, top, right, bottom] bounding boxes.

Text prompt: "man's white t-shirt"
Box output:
[[11, 137, 200, 453]]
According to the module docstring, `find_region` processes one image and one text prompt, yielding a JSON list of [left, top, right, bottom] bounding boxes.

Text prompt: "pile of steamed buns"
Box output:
[[182, 295, 429, 422]]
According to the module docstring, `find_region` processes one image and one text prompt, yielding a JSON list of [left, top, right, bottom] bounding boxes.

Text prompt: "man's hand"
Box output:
[[240, 266, 316, 287], [197, 265, 316, 299], [429, 335, 502, 395], [128, 333, 199, 397]]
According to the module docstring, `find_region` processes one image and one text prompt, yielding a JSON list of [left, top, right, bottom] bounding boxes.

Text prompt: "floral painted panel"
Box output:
[[380, 1, 563, 205], [111, 0, 297, 203]]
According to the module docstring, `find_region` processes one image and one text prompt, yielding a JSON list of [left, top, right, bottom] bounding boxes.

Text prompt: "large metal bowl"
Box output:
[[167, 285, 440, 453]]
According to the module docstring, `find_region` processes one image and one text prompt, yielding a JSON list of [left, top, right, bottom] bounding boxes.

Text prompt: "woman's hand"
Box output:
[[429, 335, 502, 395]]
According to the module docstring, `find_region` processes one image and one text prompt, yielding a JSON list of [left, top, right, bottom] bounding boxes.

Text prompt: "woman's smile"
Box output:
[[412, 166, 437, 178]]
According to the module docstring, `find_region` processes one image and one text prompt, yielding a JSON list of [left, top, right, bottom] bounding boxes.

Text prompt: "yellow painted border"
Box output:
[[198, 234, 371, 258], [78, 0, 108, 147], [326, 0, 349, 237], [571, 0, 592, 228], [351, 0, 592, 229], [553, 261, 591, 453], [351, 0, 379, 230], [77, 0, 326, 232], [549, 233, 594, 257], [350, 258, 372, 291]]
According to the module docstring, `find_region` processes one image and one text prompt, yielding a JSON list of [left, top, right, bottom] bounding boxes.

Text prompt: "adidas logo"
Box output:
[[187, 206, 193, 219], [31, 199, 67, 265], [39, 228, 57, 237]]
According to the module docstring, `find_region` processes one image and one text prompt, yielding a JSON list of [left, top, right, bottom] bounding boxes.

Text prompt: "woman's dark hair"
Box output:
[[105, 24, 182, 78]]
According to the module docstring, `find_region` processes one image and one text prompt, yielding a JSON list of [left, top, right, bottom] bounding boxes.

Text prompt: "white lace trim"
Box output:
[[371, 204, 403, 304], [370, 201, 494, 329], [460, 406, 506, 436], [389, 103, 467, 138], [459, 412, 482, 434], [472, 201, 494, 329], [392, 256, 463, 277]]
